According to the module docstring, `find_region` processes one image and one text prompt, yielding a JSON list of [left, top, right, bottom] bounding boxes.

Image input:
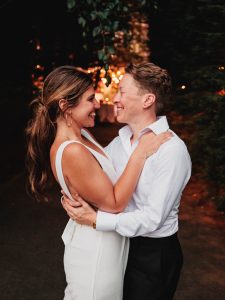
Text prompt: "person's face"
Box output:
[[71, 86, 100, 128], [113, 74, 143, 124]]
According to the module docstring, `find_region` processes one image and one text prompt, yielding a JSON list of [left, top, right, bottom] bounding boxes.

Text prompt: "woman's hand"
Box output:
[[61, 190, 82, 208], [139, 131, 173, 158], [61, 192, 97, 227]]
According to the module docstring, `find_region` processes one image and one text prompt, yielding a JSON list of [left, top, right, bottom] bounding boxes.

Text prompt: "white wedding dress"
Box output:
[[55, 129, 129, 300]]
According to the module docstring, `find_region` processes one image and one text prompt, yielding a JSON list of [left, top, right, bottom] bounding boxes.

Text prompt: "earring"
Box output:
[[66, 110, 72, 127]]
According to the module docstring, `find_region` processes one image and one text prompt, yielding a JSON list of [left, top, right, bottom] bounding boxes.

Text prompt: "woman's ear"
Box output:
[[143, 93, 156, 109], [58, 99, 68, 112]]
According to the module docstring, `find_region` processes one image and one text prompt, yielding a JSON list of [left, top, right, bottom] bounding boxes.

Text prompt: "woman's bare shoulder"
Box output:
[[63, 142, 90, 160]]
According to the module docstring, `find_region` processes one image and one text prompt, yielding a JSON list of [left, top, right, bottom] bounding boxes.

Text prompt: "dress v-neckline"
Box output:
[[81, 129, 110, 161]]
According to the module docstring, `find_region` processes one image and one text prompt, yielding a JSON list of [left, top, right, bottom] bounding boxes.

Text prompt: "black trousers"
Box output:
[[123, 233, 183, 300]]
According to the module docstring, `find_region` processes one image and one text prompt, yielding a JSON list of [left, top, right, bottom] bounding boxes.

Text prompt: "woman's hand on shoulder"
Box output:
[[139, 131, 173, 158]]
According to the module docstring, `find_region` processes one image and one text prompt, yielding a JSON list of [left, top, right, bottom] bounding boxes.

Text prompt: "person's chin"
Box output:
[[83, 119, 95, 128], [116, 114, 125, 124], [89, 118, 95, 127]]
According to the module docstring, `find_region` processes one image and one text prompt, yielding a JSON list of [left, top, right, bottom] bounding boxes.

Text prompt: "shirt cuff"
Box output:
[[96, 211, 118, 231]]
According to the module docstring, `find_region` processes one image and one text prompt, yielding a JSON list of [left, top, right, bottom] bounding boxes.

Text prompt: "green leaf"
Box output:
[[67, 0, 76, 10], [113, 0, 120, 5], [97, 11, 109, 20], [103, 25, 110, 32], [97, 50, 105, 61], [104, 64, 109, 71], [105, 74, 112, 87], [90, 11, 97, 21], [112, 21, 119, 31], [107, 3, 115, 10], [78, 17, 86, 27], [97, 50, 108, 62], [93, 26, 101, 37], [107, 46, 115, 54]]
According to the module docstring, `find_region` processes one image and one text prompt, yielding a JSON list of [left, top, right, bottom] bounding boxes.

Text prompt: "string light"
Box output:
[[36, 41, 41, 51], [30, 38, 45, 95], [35, 64, 44, 70]]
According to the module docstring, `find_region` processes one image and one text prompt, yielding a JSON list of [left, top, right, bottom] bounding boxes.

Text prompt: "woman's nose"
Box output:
[[94, 98, 100, 109]]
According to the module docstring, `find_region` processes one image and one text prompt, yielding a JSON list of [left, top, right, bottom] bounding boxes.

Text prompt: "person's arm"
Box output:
[[96, 142, 192, 237], [62, 131, 172, 214], [64, 141, 191, 235]]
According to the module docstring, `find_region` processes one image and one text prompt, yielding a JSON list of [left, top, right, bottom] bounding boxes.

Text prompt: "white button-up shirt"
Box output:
[[97, 116, 192, 238]]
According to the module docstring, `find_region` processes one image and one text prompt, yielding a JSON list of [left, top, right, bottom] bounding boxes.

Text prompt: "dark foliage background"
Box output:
[[149, 0, 225, 210]]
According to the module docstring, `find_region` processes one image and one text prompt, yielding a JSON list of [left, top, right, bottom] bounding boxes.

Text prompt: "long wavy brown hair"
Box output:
[[25, 65, 93, 201]]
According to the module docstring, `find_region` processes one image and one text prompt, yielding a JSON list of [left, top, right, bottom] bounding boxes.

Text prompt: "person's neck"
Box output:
[[56, 118, 82, 141], [129, 115, 157, 144]]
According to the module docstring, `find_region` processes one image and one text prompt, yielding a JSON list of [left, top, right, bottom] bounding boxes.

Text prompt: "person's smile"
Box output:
[[114, 104, 124, 117], [88, 111, 96, 120]]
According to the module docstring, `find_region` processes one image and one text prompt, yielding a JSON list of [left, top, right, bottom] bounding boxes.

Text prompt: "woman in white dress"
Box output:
[[26, 66, 171, 300]]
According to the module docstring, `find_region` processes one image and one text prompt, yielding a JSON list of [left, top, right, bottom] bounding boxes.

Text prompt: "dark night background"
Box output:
[[0, 0, 88, 183]]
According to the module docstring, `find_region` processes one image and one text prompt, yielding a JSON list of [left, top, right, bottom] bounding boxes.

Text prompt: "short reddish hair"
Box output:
[[125, 62, 172, 112]]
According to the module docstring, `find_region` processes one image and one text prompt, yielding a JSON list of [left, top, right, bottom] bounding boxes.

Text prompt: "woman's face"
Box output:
[[71, 86, 100, 128]]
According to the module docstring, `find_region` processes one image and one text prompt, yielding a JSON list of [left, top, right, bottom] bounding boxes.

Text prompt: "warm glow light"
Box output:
[[95, 92, 104, 102], [89, 65, 125, 104], [181, 85, 186, 90], [35, 40, 41, 51], [35, 64, 44, 70], [32, 76, 44, 89], [216, 89, 225, 96], [218, 66, 224, 70], [31, 64, 125, 103]]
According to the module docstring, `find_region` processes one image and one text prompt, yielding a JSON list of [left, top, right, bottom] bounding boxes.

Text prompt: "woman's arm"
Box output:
[[63, 132, 172, 213]]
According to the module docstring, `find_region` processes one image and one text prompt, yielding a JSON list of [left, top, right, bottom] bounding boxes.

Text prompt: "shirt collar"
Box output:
[[119, 116, 170, 142], [140, 116, 169, 135]]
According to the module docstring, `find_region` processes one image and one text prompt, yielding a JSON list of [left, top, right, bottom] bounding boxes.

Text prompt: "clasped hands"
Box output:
[[61, 191, 97, 227]]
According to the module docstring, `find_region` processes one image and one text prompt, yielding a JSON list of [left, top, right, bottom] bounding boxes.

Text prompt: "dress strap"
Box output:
[[55, 140, 82, 201]]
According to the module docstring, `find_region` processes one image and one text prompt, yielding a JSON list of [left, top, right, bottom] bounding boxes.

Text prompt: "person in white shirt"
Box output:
[[62, 62, 192, 300]]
